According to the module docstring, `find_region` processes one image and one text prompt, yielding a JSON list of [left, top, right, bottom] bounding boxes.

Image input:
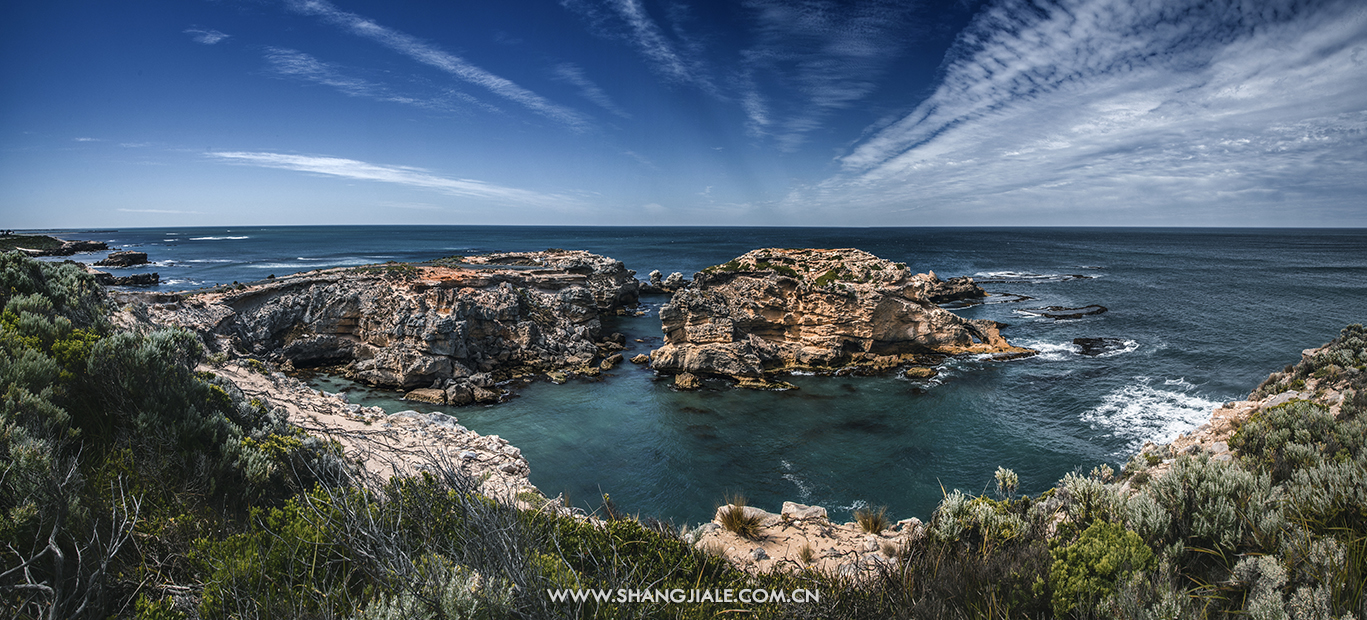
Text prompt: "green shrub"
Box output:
[[1231, 399, 1365, 484], [1049, 520, 1156, 617]]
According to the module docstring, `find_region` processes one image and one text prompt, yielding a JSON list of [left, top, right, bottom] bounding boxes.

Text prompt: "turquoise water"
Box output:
[[40, 226, 1367, 523]]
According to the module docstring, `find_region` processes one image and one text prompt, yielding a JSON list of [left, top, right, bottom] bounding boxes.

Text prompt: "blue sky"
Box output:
[[2, 0, 1365, 227]]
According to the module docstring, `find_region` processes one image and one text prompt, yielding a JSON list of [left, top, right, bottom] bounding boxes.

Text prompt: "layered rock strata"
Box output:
[[147, 250, 639, 404], [649, 248, 1033, 382]]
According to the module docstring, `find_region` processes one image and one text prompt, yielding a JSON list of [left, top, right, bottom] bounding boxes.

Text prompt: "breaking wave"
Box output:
[[1081, 376, 1223, 455]]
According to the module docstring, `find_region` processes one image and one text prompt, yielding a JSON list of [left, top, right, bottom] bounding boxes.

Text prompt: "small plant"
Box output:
[[718, 494, 763, 540], [855, 506, 889, 534], [880, 539, 901, 558], [814, 269, 840, 287], [243, 358, 270, 374], [798, 543, 815, 564], [995, 466, 1020, 499]]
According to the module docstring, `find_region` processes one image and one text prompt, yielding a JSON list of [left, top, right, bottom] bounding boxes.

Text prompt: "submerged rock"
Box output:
[[1073, 337, 1127, 356], [649, 248, 1033, 382]]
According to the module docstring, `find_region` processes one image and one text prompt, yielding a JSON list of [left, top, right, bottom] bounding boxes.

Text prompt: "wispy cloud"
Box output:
[[817, 0, 1367, 224], [560, 0, 716, 93], [553, 63, 631, 119], [739, 0, 918, 150], [184, 28, 230, 45], [73, 137, 100, 142], [262, 47, 494, 113], [209, 151, 576, 207], [286, 0, 588, 129]]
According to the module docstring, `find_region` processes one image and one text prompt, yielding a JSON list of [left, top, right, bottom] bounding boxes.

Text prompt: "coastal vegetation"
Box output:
[[0, 235, 65, 253], [2, 251, 1364, 618]]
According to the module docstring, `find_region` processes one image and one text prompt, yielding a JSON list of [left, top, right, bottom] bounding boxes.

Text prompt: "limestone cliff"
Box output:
[[146, 250, 638, 404], [649, 248, 1032, 382]]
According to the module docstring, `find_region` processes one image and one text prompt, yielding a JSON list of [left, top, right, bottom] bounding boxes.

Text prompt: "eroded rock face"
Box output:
[[649, 248, 1032, 379], [149, 250, 638, 398], [95, 250, 149, 267]]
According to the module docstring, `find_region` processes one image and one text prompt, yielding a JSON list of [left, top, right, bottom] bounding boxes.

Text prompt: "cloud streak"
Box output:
[[263, 47, 494, 113], [287, 0, 588, 129], [209, 151, 576, 207], [560, 0, 716, 93], [185, 28, 230, 45], [553, 63, 630, 119], [739, 0, 918, 150], [815, 0, 1367, 224]]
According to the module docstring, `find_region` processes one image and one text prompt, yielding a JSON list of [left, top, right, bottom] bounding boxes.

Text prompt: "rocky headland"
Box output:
[[649, 248, 1033, 387], [141, 250, 639, 405]]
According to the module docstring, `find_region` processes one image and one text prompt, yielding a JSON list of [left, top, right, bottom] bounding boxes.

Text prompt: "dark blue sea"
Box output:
[[35, 226, 1367, 524]]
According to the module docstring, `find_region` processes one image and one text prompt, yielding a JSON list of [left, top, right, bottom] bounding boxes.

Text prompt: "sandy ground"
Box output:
[[690, 501, 926, 577]]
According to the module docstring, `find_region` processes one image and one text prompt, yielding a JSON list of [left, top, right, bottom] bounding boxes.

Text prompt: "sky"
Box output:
[[2, 0, 1365, 228]]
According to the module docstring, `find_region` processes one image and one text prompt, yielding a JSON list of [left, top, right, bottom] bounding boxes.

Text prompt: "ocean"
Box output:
[[35, 226, 1367, 524]]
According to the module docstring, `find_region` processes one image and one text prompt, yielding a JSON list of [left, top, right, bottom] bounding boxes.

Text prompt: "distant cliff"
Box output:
[[145, 250, 639, 404], [649, 248, 1032, 385]]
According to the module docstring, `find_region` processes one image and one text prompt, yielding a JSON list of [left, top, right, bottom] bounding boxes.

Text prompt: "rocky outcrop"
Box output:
[[650, 248, 1032, 381], [146, 250, 639, 403], [640, 270, 688, 294], [76, 261, 159, 286], [95, 250, 149, 267], [923, 271, 987, 304]]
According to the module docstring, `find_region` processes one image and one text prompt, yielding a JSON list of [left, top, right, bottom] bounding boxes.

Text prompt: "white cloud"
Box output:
[[184, 28, 230, 45], [816, 0, 1367, 224], [738, 0, 917, 149], [553, 63, 631, 118], [208, 151, 577, 207], [263, 47, 491, 113], [286, 0, 588, 129], [559, 0, 717, 93]]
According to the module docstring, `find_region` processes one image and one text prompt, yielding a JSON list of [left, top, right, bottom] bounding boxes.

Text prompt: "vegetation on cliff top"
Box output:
[[2, 250, 1363, 619], [0, 235, 65, 253]]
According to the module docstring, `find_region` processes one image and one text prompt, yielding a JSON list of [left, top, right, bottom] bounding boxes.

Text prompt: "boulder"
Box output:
[[444, 384, 475, 406], [630, 353, 649, 364], [781, 501, 828, 521], [674, 372, 701, 390], [472, 387, 500, 403], [403, 388, 446, 404], [600, 353, 624, 370]]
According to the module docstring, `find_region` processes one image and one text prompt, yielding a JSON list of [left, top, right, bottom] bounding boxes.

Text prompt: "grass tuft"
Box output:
[[718, 494, 763, 540], [855, 506, 889, 534]]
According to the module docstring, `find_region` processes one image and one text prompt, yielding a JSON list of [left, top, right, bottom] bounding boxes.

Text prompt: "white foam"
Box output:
[[1018, 339, 1080, 361], [1097, 339, 1140, 357], [838, 499, 869, 513], [1081, 377, 1223, 455], [189, 236, 250, 240], [182, 259, 235, 263], [780, 460, 813, 500], [248, 258, 374, 269]]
